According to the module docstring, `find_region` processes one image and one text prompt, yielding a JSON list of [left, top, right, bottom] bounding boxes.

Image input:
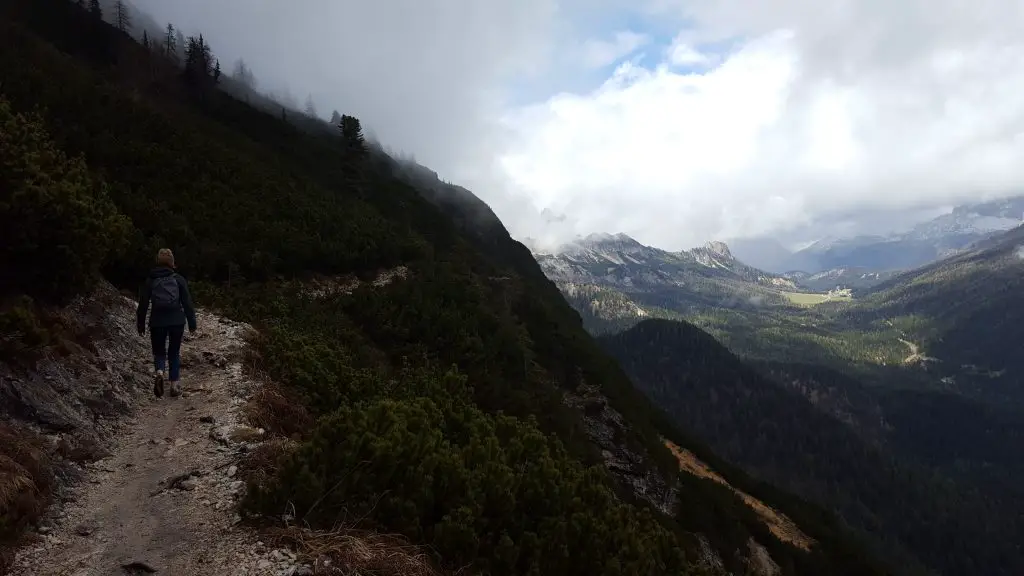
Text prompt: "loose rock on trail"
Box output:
[[13, 307, 309, 576]]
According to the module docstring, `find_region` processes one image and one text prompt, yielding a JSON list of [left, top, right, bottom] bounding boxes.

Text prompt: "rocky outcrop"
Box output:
[[0, 283, 151, 475], [562, 383, 677, 515], [746, 538, 782, 576]]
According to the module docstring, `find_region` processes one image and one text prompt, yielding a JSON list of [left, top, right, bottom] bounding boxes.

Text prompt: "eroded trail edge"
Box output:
[[14, 304, 307, 576]]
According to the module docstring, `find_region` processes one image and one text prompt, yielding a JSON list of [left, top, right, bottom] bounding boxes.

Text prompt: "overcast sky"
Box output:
[[134, 0, 1024, 251]]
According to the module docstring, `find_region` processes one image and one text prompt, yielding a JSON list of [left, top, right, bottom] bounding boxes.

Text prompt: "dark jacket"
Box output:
[[137, 267, 197, 332]]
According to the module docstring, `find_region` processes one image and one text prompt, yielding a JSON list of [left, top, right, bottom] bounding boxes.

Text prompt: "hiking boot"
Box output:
[[169, 381, 182, 397], [153, 370, 165, 398]]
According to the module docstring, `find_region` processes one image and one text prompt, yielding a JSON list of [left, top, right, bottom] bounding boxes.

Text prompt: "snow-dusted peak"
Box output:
[[686, 241, 738, 269], [534, 230, 792, 291], [553, 233, 652, 262], [581, 232, 618, 243], [703, 240, 733, 259], [577, 232, 643, 249]]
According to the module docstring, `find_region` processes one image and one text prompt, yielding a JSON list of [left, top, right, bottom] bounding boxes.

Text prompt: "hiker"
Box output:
[[136, 248, 197, 398]]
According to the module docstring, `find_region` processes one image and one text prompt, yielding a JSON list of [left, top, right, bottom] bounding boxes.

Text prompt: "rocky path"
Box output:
[[13, 310, 308, 576]]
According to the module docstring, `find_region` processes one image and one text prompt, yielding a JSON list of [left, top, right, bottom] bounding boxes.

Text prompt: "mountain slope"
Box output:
[[782, 267, 900, 292], [850, 224, 1024, 409], [536, 234, 795, 292], [600, 318, 1024, 576], [0, 1, 890, 574], [534, 234, 813, 334]]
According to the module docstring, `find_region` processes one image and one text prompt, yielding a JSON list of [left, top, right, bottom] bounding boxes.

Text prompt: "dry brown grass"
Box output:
[[238, 437, 297, 494], [240, 333, 314, 441], [228, 426, 265, 444], [265, 525, 445, 576], [0, 423, 53, 574], [243, 381, 313, 440], [663, 439, 815, 551]]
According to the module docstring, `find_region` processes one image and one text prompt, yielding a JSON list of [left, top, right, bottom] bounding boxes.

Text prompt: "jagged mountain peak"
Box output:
[[577, 232, 642, 247], [700, 240, 733, 259], [533, 230, 796, 294], [687, 240, 739, 270]]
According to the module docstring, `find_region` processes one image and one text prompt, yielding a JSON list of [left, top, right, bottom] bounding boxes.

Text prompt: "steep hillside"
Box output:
[[0, 1, 890, 574], [851, 224, 1024, 409], [601, 319, 1024, 576]]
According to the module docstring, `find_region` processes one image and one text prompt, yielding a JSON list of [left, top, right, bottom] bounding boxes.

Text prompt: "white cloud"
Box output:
[[665, 34, 714, 68], [131, 0, 561, 181], [495, 0, 1024, 250], [580, 30, 650, 69]]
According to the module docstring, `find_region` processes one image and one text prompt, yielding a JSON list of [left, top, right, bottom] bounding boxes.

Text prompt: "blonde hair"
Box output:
[[156, 248, 175, 268]]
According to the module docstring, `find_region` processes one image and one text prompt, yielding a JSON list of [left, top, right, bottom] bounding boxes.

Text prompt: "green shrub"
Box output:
[[0, 97, 130, 304], [247, 373, 695, 576], [0, 296, 52, 362]]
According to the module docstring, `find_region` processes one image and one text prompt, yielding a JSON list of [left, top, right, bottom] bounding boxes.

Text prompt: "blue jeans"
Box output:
[[150, 324, 185, 382]]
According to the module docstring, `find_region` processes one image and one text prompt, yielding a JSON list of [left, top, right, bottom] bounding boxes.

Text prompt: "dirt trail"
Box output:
[[898, 338, 921, 364], [13, 310, 307, 576]]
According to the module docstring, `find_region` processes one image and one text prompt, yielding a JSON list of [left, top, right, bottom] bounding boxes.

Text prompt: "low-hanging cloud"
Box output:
[[131, 0, 561, 181], [131, 0, 1024, 253]]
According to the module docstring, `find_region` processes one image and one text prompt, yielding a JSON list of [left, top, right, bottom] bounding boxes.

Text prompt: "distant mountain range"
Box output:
[[532, 233, 794, 290], [529, 233, 831, 334], [729, 196, 1024, 280]]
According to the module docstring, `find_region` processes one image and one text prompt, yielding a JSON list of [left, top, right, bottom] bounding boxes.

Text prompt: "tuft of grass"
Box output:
[[265, 525, 445, 576], [243, 381, 313, 441], [239, 437, 297, 495], [228, 426, 264, 444], [0, 423, 53, 573]]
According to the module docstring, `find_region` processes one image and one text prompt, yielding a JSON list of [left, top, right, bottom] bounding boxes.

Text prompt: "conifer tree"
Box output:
[[164, 23, 176, 58], [114, 0, 131, 32], [231, 59, 256, 90], [88, 0, 101, 19], [339, 114, 367, 157], [183, 35, 217, 90]]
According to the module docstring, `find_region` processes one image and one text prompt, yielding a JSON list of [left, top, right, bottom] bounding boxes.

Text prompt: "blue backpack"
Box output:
[[151, 274, 181, 311]]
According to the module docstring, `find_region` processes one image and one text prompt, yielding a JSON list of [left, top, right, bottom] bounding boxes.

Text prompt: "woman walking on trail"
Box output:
[[137, 248, 197, 398]]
